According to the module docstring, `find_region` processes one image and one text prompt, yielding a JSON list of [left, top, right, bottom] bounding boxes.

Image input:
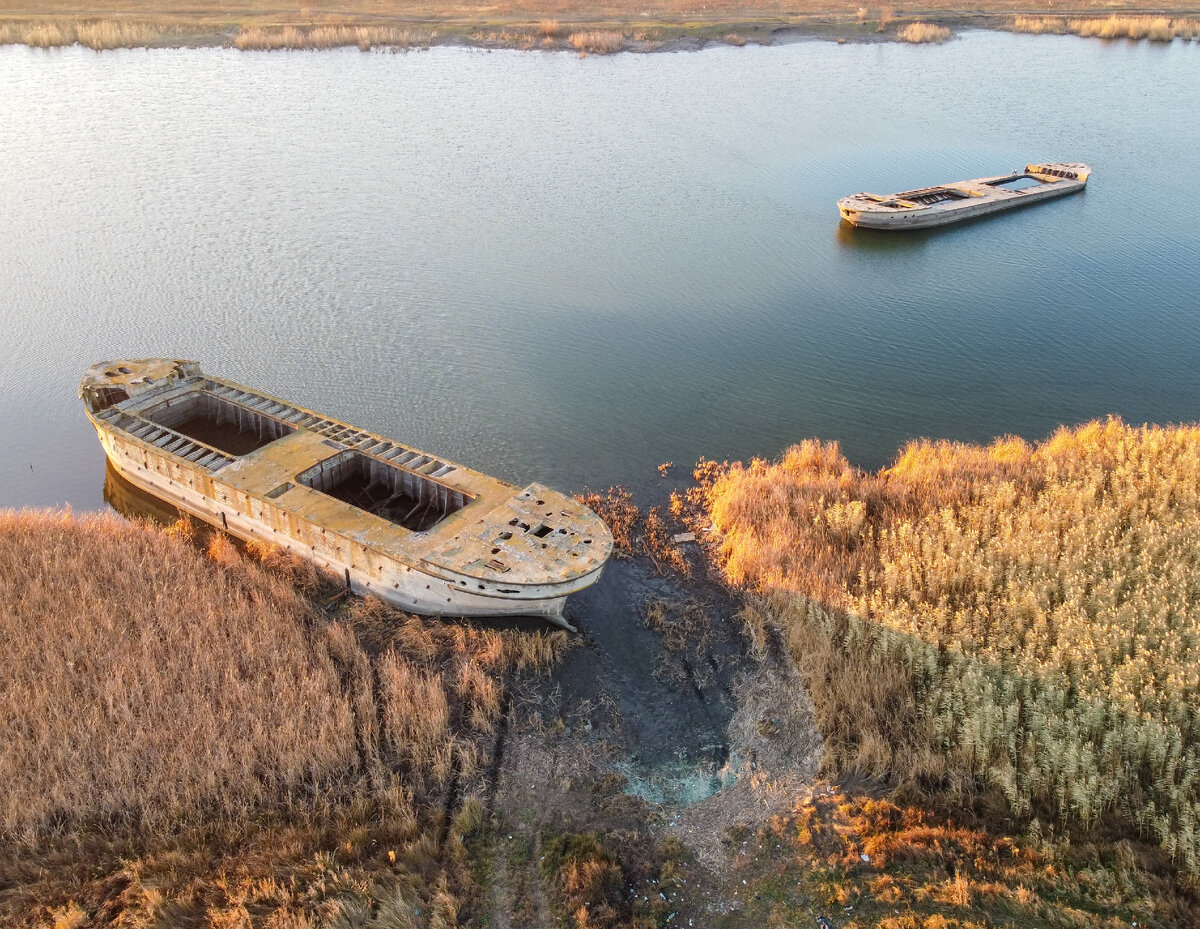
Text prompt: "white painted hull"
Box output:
[[94, 424, 597, 629]]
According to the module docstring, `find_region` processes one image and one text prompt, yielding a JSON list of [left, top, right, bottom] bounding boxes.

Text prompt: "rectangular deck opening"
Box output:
[[143, 391, 296, 456], [297, 451, 473, 532], [986, 176, 1044, 191], [906, 188, 971, 206]]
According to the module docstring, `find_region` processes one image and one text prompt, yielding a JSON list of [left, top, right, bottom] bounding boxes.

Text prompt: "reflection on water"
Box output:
[[103, 461, 181, 527], [833, 222, 933, 253], [3, 35, 1200, 512]]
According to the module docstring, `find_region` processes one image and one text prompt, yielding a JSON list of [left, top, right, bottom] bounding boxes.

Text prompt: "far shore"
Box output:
[[2, 3, 1199, 53]]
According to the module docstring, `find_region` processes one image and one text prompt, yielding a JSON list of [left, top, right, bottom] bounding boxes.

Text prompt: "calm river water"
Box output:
[[2, 34, 1199, 510]]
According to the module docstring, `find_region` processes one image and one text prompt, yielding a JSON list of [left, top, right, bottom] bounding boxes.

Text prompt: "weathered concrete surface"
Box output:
[[838, 161, 1091, 229], [80, 359, 612, 625]]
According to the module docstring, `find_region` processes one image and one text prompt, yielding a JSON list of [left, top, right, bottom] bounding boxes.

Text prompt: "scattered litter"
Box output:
[[860, 853, 870, 862], [672, 532, 697, 543]]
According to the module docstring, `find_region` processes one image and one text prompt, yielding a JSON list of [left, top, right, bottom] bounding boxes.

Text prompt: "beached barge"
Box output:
[[838, 163, 1090, 230], [80, 359, 612, 629]]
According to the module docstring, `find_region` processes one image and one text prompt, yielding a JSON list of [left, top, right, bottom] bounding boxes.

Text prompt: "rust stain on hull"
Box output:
[[79, 359, 613, 630]]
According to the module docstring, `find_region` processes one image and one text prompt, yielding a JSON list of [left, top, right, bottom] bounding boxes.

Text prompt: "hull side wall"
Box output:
[[94, 424, 588, 626], [842, 179, 1084, 230]]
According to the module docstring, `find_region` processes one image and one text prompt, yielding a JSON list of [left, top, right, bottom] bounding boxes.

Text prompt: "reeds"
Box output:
[[0, 510, 563, 847], [1010, 15, 1200, 42], [0, 19, 190, 49], [233, 24, 431, 51], [0, 510, 356, 839], [897, 22, 950, 44], [568, 30, 625, 53], [701, 418, 1200, 877]]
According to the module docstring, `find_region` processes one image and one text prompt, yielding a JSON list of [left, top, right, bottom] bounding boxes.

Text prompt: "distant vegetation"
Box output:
[[698, 419, 1200, 881], [568, 29, 626, 53], [0, 510, 563, 925], [897, 22, 951, 43], [233, 24, 432, 50], [3, 2, 1200, 51], [1010, 14, 1200, 41]]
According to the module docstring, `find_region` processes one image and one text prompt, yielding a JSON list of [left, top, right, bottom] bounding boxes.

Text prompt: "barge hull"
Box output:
[[98, 432, 590, 628], [840, 177, 1080, 229], [837, 162, 1091, 230]]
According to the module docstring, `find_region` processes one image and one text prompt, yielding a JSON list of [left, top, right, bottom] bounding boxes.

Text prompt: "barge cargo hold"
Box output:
[[80, 359, 612, 630], [837, 163, 1090, 230]]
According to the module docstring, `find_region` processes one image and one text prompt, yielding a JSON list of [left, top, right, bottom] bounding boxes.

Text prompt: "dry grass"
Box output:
[[1011, 14, 1200, 41], [0, 18, 196, 48], [3, 4, 1200, 52], [0, 510, 356, 839], [234, 23, 431, 50], [729, 788, 1200, 928], [568, 29, 625, 53], [897, 22, 951, 43], [0, 509, 566, 925], [577, 486, 690, 574], [700, 419, 1200, 880]]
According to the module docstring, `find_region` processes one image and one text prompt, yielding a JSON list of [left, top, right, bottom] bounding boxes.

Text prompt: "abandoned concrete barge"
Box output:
[[838, 163, 1090, 230], [80, 359, 612, 630]]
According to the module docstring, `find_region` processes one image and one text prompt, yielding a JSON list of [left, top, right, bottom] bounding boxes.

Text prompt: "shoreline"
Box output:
[[2, 9, 1199, 53]]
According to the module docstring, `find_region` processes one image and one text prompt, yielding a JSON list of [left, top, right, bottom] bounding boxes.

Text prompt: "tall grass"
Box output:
[[700, 419, 1200, 878], [1011, 15, 1200, 41], [0, 19, 190, 49], [0, 509, 565, 924], [897, 22, 950, 43], [234, 24, 431, 50], [568, 30, 625, 53], [0, 511, 356, 839]]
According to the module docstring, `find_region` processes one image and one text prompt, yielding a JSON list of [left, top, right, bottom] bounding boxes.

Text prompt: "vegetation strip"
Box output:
[[2, 7, 1199, 51], [0, 511, 564, 925], [695, 418, 1200, 884]]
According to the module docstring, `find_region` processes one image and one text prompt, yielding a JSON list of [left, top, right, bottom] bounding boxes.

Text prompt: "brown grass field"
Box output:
[[0, 509, 564, 926], [5, 441, 1200, 926], [1, 0, 1199, 50], [694, 418, 1200, 896]]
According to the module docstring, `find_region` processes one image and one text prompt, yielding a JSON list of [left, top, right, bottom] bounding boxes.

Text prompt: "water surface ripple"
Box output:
[[2, 34, 1198, 508]]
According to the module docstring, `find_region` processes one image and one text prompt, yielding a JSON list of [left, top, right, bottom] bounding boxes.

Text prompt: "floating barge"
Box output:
[[80, 359, 612, 630], [837, 163, 1090, 230]]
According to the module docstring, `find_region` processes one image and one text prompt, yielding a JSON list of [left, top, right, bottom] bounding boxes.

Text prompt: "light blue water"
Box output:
[[1, 33, 1198, 509]]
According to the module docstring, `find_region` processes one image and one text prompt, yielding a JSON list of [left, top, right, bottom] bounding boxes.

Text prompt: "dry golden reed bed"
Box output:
[[699, 418, 1200, 881], [0, 509, 562, 926], [1010, 14, 1200, 41], [897, 22, 951, 43], [234, 24, 431, 50], [0, 19, 192, 49]]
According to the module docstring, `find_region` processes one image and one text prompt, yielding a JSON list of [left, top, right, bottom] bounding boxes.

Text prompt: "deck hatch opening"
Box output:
[[89, 387, 129, 411], [531, 524, 554, 538], [986, 175, 1044, 191], [296, 450, 474, 532], [906, 188, 971, 206], [141, 390, 296, 456]]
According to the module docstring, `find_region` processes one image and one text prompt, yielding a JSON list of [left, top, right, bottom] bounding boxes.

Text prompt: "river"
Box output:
[[2, 33, 1198, 510]]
